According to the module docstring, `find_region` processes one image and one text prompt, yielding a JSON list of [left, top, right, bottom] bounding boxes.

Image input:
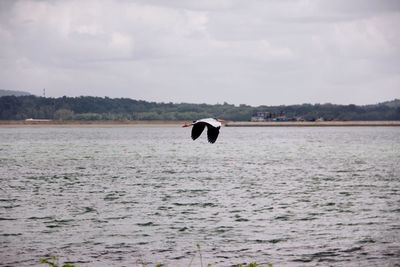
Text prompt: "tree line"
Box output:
[[0, 95, 399, 121]]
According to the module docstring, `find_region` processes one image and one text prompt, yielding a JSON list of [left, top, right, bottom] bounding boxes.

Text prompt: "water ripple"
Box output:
[[1, 126, 399, 266]]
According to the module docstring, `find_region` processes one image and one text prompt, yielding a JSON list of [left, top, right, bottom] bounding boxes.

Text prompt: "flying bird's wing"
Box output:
[[197, 118, 221, 128], [206, 124, 220, 144], [191, 122, 206, 140]]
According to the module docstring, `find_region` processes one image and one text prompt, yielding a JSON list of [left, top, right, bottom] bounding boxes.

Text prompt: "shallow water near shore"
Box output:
[[1, 126, 400, 266]]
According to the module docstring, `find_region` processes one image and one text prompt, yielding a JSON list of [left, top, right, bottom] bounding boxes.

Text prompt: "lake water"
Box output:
[[1, 126, 400, 266]]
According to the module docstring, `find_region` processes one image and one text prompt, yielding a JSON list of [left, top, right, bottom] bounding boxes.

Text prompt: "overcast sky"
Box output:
[[0, 0, 399, 106]]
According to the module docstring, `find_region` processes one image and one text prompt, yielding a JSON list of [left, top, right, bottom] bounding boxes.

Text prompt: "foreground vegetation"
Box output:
[[1, 95, 399, 121], [39, 257, 271, 267], [39, 257, 272, 267], [39, 245, 273, 267], [39, 257, 75, 267]]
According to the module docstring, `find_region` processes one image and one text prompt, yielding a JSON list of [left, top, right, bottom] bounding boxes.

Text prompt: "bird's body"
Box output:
[[182, 118, 222, 144]]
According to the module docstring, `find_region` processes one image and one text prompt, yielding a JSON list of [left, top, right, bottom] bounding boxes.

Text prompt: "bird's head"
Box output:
[[182, 122, 192, 127]]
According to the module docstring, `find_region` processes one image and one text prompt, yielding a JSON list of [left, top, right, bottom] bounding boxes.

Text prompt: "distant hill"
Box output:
[[0, 89, 31, 97]]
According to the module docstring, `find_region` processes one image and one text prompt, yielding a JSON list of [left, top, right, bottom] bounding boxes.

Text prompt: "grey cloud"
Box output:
[[0, 0, 399, 105]]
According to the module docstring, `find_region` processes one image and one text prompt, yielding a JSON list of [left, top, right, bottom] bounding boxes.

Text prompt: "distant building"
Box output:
[[272, 116, 288, 122], [251, 111, 288, 122], [251, 112, 267, 121], [251, 112, 270, 122]]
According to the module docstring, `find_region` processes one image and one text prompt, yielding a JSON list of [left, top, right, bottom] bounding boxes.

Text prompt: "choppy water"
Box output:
[[1, 126, 400, 266]]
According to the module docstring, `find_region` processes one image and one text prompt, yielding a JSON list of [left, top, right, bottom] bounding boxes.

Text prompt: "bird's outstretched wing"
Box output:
[[206, 124, 220, 143], [191, 122, 206, 140]]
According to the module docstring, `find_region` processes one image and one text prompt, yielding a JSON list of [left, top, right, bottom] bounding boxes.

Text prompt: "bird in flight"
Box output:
[[182, 118, 223, 144]]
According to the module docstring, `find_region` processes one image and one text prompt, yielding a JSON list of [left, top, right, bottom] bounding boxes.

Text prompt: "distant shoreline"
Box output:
[[225, 121, 400, 127], [1, 120, 400, 127], [0, 120, 185, 127]]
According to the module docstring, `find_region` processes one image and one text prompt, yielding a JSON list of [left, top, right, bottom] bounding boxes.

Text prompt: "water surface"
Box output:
[[1, 126, 399, 266]]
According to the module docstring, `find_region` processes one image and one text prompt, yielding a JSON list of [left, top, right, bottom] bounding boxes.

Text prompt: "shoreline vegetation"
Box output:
[[1, 95, 399, 122], [1, 120, 400, 127]]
